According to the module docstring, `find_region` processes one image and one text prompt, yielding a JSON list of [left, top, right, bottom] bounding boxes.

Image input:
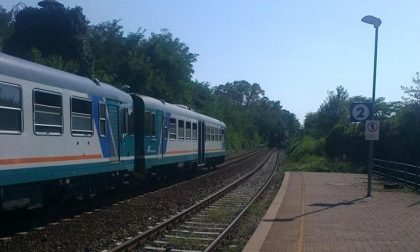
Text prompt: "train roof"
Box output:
[[132, 94, 226, 127], [0, 52, 131, 104]]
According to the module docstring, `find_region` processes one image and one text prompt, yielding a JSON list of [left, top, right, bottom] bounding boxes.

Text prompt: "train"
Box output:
[[0, 52, 226, 211]]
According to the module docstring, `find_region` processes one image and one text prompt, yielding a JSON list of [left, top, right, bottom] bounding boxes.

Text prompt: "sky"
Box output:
[[3, 0, 420, 122]]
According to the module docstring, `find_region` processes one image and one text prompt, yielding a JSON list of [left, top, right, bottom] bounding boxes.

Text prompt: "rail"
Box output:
[[204, 151, 279, 251], [374, 159, 420, 190], [109, 151, 276, 251]]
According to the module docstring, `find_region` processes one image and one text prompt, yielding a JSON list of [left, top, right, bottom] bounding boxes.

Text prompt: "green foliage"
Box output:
[[377, 103, 420, 164], [89, 22, 197, 104], [143, 30, 197, 103], [284, 156, 363, 173], [285, 155, 328, 172], [401, 72, 420, 104], [297, 86, 369, 167], [207, 207, 231, 223], [211, 80, 299, 149], [89, 19, 129, 84], [288, 136, 324, 161], [286, 132, 364, 173], [30, 48, 80, 73], [214, 80, 265, 106], [0, 6, 13, 50], [304, 85, 349, 137], [3, 4, 92, 75]]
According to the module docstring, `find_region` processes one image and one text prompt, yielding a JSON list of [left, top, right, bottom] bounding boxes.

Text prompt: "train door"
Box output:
[[107, 104, 121, 161], [144, 111, 159, 159], [156, 111, 164, 159], [160, 113, 168, 159], [120, 107, 134, 159], [198, 121, 205, 165]]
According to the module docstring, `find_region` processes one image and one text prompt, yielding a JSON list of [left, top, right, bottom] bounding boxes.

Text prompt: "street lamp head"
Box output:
[[362, 15, 382, 28]]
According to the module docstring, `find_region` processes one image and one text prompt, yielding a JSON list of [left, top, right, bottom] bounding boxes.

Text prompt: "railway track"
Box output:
[[0, 150, 260, 238], [0, 150, 269, 251], [109, 151, 278, 252]]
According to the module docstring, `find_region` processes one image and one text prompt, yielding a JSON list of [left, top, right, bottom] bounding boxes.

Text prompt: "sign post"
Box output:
[[350, 103, 372, 122], [361, 14, 381, 198], [350, 101, 377, 197], [365, 120, 380, 141]]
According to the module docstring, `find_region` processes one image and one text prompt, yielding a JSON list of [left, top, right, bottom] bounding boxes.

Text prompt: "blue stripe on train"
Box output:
[[92, 96, 111, 158], [0, 160, 134, 186]]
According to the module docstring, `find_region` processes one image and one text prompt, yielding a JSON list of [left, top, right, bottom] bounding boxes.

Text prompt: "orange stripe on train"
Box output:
[[0, 154, 102, 165], [165, 149, 224, 155]]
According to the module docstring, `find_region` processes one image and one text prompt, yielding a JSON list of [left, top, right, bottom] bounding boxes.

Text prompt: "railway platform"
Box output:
[[244, 172, 420, 252]]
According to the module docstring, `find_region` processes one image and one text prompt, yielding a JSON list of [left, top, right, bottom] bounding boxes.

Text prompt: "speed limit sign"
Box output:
[[350, 103, 372, 122]]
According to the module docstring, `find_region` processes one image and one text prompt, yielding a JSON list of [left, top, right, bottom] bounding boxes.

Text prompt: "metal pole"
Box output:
[[367, 27, 379, 197]]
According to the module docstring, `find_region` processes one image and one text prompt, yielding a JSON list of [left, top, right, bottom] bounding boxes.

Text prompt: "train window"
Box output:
[[151, 113, 156, 136], [0, 83, 22, 133], [99, 102, 106, 136], [178, 120, 185, 140], [128, 109, 134, 136], [214, 127, 217, 141], [169, 118, 176, 140], [162, 117, 168, 140], [206, 125, 210, 141], [222, 129, 225, 141], [144, 112, 151, 136], [192, 123, 197, 140], [122, 108, 128, 135], [71, 97, 93, 136], [218, 128, 222, 141], [186, 121, 191, 140], [144, 112, 155, 136], [33, 90, 63, 135], [211, 127, 215, 141]]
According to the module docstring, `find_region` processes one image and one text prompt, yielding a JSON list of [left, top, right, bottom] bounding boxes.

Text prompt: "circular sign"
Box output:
[[351, 104, 370, 121], [367, 121, 379, 132]]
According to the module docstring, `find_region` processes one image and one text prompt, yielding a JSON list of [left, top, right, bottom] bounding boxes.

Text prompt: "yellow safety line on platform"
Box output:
[[297, 172, 306, 252]]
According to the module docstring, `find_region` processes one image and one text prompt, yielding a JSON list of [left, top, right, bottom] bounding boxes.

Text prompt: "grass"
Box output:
[[283, 155, 365, 173], [164, 234, 207, 250], [207, 207, 232, 223]]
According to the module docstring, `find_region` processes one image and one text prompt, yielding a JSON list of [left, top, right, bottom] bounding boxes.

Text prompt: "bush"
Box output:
[[287, 136, 324, 161], [284, 155, 364, 173]]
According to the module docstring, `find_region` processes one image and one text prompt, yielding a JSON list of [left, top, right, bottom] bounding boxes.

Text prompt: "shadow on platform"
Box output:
[[263, 196, 368, 222], [408, 200, 420, 207]]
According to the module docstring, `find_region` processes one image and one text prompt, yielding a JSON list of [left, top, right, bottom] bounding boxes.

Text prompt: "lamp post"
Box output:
[[362, 15, 381, 197]]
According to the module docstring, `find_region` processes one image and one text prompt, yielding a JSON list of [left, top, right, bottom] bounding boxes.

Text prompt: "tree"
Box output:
[[318, 85, 349, 129], [4, 3, 92, 75], [0, 6, 13, 50], [214, 81, 265, 107], [89, 19, 138, 84], [142, 29, 197, 103], [212, 80, 299, 149], [401, 72, 420, 104], [303, 86, 349, 137]]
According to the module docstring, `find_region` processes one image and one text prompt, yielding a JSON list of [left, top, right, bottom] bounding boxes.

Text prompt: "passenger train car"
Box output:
[[0, 52, 226, 211], [132, 95, 225, 173]]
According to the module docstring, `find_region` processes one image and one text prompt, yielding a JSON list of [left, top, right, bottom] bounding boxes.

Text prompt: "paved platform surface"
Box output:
[[244, 172, 420, 252]]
